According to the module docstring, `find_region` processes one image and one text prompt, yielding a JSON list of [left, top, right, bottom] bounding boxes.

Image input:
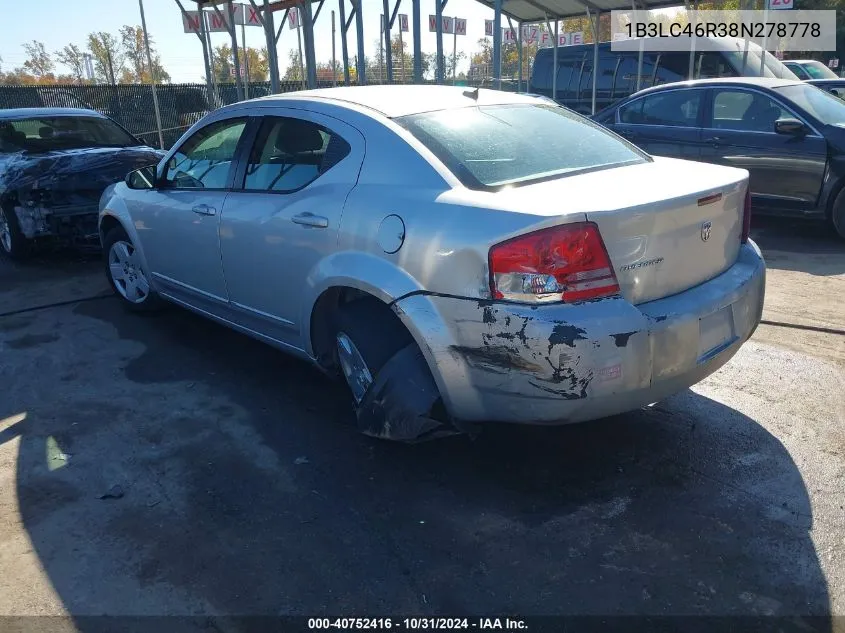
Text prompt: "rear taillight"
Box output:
[[489, 222, 620, 303], [741, 187, 751, 244]]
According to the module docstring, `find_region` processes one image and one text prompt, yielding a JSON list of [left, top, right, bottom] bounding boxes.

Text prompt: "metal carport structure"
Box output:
[[177, 0, 688, 116]]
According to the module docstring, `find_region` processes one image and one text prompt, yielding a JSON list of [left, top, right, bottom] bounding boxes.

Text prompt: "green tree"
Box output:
[[119, 25, 170, 83], [283, 48, 306, 82], [87, 32, 124, 85], [22, 40, 54, 78], [55, 44, 87, 83]]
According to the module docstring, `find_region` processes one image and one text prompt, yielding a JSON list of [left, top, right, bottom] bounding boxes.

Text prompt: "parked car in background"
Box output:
[[531, 37, 798, 114], [593, 77, 845, 237], [783, 59, 839, 80], [0, 108, 164, 259], [781, 59, 845, 100], [99, 85, 764, 442]]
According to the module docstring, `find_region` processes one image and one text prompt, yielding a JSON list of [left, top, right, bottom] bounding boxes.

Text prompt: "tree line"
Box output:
[[0, 28, 170, 86]]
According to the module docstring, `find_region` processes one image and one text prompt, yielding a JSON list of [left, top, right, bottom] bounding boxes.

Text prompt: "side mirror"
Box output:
[[125, 165, 157, 190], [775, 118, 806, 136]]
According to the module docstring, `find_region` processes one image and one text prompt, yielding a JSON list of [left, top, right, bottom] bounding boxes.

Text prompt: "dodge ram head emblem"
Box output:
[[701, 221, 712, 242]]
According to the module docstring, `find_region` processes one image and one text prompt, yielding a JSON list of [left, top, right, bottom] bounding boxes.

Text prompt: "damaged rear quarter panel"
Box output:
[[392, 293, 653, 424]]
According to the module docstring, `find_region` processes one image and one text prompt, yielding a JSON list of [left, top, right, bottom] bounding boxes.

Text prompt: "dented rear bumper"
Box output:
[[392, 241, 766, 425]]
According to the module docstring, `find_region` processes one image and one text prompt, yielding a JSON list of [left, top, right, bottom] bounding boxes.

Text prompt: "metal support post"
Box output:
[[332, 10, 337, 85], [247, 0, 280, 92], [517, 20, 522, 91], [339, 0, 352, 83], [436, 0, 444, 82], [242, 20, 249, 97], [587, 8, 598, 114], [302, 0, 318, 88], [212, 1, 244, 99], [383, 0, 393, 82], [355, 0, 366, 84], [412, 0, 421, 82], [492, 0, 502, 88]]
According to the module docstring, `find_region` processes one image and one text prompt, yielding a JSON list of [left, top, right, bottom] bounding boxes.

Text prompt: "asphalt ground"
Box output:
[[0, 216, 842, 632]]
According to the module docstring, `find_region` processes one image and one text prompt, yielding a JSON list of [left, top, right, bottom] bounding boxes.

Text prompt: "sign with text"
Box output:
[[245, 3, 262, 25], [429, 15, 461, 34], [485, 19, 493, 36], [206, 10, 232, 32], [399, 13, 409, 32], [768, 0, 793, 10], [182, 10, 203, 33], [289, 7, 300, 29]]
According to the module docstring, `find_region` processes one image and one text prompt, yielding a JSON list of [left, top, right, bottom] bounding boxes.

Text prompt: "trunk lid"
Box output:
[[583, 157, 746, 304], [487, 157, 747, 305]]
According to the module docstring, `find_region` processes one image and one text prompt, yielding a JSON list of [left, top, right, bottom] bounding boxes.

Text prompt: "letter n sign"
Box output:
[[182, 10, 202, 33]]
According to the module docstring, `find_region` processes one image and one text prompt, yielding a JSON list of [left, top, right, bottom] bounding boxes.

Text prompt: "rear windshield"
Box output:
[[0, 116, 140, 153], [774, 83, 845, 126], [397, 104, 647, 189]]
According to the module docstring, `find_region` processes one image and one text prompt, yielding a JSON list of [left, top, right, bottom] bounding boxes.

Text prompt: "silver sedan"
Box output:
[[99, 85, 766, 441]]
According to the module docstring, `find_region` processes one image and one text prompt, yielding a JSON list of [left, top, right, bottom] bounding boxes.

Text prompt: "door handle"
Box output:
[[704, 136, 723, 144], [291, 212, 329, 228], [192, 204, 216, 216]]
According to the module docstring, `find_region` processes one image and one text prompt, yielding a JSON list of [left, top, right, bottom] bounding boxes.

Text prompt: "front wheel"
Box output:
[[0, 205, 30, 260], [103, 226, 162, 312]]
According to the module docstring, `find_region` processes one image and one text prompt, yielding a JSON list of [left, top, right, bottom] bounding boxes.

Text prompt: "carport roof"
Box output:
[[191, 0, 684, 24], [458, 0, 681, 24]]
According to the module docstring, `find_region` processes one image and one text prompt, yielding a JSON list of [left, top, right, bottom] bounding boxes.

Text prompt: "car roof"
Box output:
[[0, 107, 105, 120], [249, 85, 543, 118], [628, 76, 803, 98]]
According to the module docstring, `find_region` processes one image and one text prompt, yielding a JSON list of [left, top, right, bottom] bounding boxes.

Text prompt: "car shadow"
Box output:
[[0, 299, 833, 629], [751, 215, 844, 276], [0, 246, 102, 305]]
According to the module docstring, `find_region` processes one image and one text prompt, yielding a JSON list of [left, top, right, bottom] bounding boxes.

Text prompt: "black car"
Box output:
[[593, 77, 845, 238], [0, 107, 165, 259]]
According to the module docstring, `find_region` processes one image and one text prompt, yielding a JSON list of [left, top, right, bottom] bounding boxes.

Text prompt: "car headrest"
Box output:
[[39, 127, 54, 139], [275, 123, 323, 154]]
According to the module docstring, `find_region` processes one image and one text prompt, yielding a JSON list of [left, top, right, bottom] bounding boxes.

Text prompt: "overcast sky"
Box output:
[[0, 0, 514, 82]]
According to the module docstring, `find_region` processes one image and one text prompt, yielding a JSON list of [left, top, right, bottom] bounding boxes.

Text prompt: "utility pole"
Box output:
[[138, 0, 164, 149]]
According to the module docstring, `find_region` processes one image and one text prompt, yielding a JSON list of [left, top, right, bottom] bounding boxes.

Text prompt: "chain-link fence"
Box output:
[[0, 81, 338, 149], [0, 78, 499, 149]]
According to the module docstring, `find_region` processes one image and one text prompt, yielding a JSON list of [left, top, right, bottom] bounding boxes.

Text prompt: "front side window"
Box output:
[[397, 104, 647, 190], [784, 62, 811, 80], [242, 117, 350, 192], [164, 118, 246, 189], [0, 116, 139, 153], [710, 89, 789, 132], [619, 90, 701, 127]]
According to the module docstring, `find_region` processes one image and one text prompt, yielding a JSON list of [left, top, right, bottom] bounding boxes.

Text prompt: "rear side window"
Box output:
[[397, 104, 647, 190], [619, 90, 701, 127], [242, 116, 350, 192]]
